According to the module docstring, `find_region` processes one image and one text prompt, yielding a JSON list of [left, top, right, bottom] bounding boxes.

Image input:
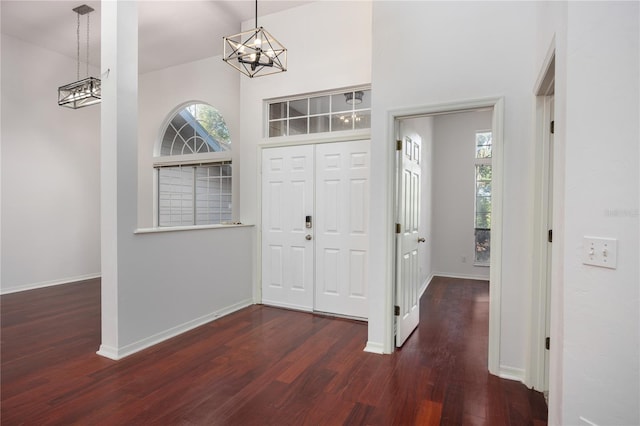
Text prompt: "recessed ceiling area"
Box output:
[[1, 0, 312, 74]]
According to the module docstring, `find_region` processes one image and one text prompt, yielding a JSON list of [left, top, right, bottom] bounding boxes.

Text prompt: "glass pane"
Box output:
[[475, 229, 491, 263], [354, 110, 371, 130], [161, 103, 230, 156], [476, 131, 492, 159], [309, 115, 330, 134], [309, 95, 330, 115], [476, 164, 492, 181], [269, 120, 287, 137], [289, 117, 308, 135], [331, 92, 351, 113], [476, 181, 491, 197], [476, 196, 491, 214], [289, 99, 308, 117], [357, 89, 371, 109], [331, 113, 354, 131], [269, 102, 287, 120], [475, 212, 491, 229]]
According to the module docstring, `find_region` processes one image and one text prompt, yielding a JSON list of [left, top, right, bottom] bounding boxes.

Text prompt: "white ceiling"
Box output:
[[1, 0, 312, 74]]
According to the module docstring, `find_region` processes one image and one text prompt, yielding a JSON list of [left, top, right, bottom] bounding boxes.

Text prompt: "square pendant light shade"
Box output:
[[223, 27, 287, 78], [58, 77, 101, 109]]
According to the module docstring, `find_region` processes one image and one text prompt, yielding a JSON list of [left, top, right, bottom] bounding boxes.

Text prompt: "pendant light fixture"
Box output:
[[58, 4, 101, 109], [222, 0, 287, 78]]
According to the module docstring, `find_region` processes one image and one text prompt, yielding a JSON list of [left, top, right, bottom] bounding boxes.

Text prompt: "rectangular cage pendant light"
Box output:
[[58, 4, 101, 109]]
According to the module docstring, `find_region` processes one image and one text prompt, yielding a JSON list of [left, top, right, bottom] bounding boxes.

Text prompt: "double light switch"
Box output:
[[582, 237, 617, 269]]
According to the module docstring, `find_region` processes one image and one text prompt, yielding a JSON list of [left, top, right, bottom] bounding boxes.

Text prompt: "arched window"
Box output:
[[160, 103, 230, 155], [155, 102, 232, 227]]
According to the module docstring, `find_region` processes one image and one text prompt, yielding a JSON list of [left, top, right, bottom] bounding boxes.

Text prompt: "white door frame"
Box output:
[[387, 97, 505, 375], [529, 45, 556, 391]]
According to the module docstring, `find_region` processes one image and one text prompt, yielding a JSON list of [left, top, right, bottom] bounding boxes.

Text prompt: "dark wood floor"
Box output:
[[1, 276, 547, 425]]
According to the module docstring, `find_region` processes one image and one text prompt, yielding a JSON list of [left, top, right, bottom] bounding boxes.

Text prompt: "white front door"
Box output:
[[396, 135, 422, 347], [314, 140, 370, 319], [261, 141, 370, 319], [261, 145, 315, 311]]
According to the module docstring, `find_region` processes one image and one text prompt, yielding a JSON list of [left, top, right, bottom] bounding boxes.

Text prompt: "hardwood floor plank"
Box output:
[[1, 277, 548, 425]]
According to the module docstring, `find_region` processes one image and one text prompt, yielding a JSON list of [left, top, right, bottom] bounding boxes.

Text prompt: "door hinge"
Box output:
[[396, 139, 403, 151], [396, 223, 401, 234], [394, 305, 400, 316], [550, 120, 555, 134], [545, 337, 550, 350], [548, 229, 553, 243]]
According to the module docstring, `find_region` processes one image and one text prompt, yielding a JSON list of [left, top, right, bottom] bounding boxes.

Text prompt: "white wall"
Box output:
[[432, 110, 492, 280], [535, 2, 639, 425], [400, 117, 434, 292], [370, 1, 537, 369], [1, 34, 101, 293], [138, 56, 240, 228], [236, 1, 373, 301]]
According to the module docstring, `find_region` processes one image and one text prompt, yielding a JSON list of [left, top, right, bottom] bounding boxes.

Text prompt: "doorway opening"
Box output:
[[390, 97, 504, 374]]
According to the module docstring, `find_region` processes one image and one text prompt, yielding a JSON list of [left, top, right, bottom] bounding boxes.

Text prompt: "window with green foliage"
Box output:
[[474, 131, 492, 265], [156, 102, 232, 227], [160, 103, 230, 156]]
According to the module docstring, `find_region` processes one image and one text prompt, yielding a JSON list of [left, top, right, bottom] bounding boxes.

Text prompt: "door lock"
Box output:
[[305, 234, 312, 240]]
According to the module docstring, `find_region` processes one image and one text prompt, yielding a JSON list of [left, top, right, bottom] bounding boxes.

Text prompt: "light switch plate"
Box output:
[[582, 237, 617, 269]]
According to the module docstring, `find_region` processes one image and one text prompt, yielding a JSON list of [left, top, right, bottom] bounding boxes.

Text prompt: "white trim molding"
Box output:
[[0, 273, 101, 295], [431, 272, 490, 282], [499, 365, 526, 383], [96, 298, 253, 360], [386, 96, 505, 374], [364, 341, 385, 354]]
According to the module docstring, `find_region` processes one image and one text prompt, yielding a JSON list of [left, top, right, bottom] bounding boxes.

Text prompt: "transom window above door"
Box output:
[[267, 88, 371, 138]]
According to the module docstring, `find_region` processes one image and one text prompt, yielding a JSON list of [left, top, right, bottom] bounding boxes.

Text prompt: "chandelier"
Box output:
[[222, 0, 287, 78], [58, 4, 101, 109]]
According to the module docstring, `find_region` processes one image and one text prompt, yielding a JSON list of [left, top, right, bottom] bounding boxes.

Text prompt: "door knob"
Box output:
[[418, 237, 426, 243], [305, 234, 312, 240]]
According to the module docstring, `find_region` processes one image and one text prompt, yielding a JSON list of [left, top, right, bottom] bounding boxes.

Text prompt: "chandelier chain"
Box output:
[[76, 12, 80, 81], [86, 13, 90, 78]]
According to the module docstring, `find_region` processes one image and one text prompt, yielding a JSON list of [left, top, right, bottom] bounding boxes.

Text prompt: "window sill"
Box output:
[[473, 262, 490, 267], [134, 223, 254, 235]]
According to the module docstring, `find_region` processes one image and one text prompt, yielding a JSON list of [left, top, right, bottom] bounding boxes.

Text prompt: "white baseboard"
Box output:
[[95, 298, 254, 360], [1, 273, 101, 295], [420, 274, 435, 297], [431, 272, 490, 282], [499, 365, 526, 383], [363, 341, 385, 354]]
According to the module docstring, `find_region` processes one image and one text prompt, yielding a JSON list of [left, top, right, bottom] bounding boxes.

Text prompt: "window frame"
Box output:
[[474, 130, 492, 266], [153, 101, 233, 228], [265, 86, 371, 139]]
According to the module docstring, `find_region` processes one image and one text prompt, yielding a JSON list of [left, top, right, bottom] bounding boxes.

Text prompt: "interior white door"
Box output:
[[396, 135, 422, 347], [261, 145, 314, 311], [314, 140, 370, 319]]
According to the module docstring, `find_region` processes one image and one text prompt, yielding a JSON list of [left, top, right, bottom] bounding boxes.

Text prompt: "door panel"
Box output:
[[315, 140, 370, 319], [396, 135, 421, 347], [261, 145, 314, 311]]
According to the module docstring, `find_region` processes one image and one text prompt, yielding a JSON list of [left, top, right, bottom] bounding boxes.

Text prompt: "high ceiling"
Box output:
[[1, 0, 312, 74]]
